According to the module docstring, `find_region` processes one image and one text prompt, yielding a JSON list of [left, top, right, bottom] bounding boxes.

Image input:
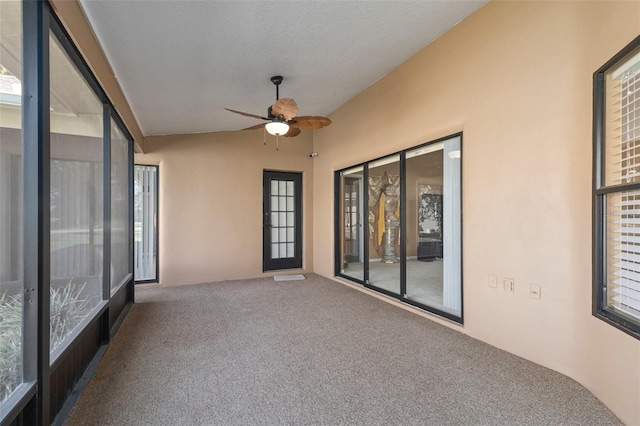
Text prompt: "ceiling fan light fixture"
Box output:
[[265, 121, 289, 136]]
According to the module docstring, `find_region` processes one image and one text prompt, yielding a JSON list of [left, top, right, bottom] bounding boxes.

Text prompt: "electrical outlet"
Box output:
[[489, 274, 498, 288], [530, 284, 541, 300], [503, 278, 514, 294]]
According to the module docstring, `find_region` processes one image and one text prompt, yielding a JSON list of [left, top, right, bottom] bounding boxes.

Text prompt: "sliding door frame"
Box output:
[[334, 132, 464, 324]]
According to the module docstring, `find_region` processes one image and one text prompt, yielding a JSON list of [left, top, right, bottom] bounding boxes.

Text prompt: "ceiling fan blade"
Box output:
[[272, 98, 298, 121], [242, 123, 266, 131], [291, 116, 332, 130], [225, 108, 269, 121], [284, 127, 301, 138]]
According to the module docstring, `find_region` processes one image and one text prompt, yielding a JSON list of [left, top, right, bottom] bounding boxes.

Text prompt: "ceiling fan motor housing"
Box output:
[[267, 105, 286, 121]]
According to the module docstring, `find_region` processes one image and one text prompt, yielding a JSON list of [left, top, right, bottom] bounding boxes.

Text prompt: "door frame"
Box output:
[[263, 170, 303, 271]]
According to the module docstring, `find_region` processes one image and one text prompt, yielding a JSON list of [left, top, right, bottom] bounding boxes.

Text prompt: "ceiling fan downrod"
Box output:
[[271, 75, 283, 100]]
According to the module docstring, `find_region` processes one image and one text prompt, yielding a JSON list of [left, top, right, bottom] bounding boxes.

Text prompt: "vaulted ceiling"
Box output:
[[79, 1, 487, 137]]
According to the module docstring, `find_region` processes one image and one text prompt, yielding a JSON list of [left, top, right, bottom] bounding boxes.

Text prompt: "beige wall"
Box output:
[[313, 1, 640, 424], [136, 131, 314, 286]]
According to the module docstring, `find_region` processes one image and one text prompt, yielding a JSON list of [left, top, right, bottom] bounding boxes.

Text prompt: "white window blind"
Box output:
[[134, 165, 157, 281], [608, 59, 640, 321]]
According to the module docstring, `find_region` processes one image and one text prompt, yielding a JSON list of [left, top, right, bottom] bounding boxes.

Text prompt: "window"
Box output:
[[336, 134, 462, 322], [134, 165, 158, 282], [111, 119, 131, 293], [0, 3, 135, 422], [49, 30, 104, 356], [594, 35, 640, 339], [0, 0, 23, 407]]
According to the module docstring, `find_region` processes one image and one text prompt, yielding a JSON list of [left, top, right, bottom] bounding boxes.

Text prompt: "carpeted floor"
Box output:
[[64, 274, 622, 425]]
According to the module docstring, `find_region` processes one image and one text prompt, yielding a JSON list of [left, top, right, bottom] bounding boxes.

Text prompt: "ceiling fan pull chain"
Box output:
[[263, 127, 267, 145], [276, 135, 279, 151]]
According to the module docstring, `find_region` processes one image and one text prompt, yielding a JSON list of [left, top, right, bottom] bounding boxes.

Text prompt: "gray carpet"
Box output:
[[64, 274, 622, 425]]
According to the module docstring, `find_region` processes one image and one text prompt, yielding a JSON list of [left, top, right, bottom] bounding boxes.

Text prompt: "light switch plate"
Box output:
[[503, 278, 514, 294], [489, 274, 498, 288]]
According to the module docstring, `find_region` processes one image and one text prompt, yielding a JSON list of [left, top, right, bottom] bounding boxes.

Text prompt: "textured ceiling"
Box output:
[[79, 1, 487, 137]]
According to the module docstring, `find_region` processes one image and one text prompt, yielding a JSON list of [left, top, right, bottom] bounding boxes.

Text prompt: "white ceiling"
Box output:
[[79, 1, 487, 137]]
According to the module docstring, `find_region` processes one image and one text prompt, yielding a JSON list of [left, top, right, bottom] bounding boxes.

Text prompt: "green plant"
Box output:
[[0, 281, 93, 404], [0, 292, 22, 404], [49, 282, 92, 352]]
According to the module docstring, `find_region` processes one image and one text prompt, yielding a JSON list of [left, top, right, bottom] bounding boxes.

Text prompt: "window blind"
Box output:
[[608, 61, 640, 320]]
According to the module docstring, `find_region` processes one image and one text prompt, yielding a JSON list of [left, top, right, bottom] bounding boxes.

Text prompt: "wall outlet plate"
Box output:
[[530, 284, 541, 300]]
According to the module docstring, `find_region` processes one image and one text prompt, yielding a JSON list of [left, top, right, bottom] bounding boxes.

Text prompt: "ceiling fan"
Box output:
[[225, 75, 332, 138]]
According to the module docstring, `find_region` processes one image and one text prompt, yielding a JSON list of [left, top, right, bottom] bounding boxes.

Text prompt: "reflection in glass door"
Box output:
[[367, 155, 401, 295], [339, 167, 364, 281], [344, 178, 361, 262]]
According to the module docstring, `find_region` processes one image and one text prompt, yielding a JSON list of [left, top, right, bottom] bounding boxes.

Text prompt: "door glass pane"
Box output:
[[134, 165, 158, 282], [367, 155, 401, 294], [265, 174, 302, 270], [270, 180, 294, 260], [406, 138, 461, 316], [406, 144, 444, 308], [339, 167, 364, 281], [50, 31, 104, 356], [0, 0, 23, 405], [110, 119, 130, 293]]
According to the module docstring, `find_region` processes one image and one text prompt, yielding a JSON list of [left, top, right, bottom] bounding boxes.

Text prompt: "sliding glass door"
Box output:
[[367, 155, 401, 295], [335, 134, 462, 322], [405, 138, 461, 316]]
